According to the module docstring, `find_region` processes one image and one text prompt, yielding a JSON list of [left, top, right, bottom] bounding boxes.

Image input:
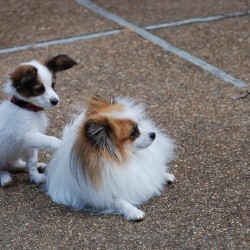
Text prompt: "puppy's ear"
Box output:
[[45, 54, 77, 73], [84, 118, 112, 147], [11, 65, 38, 87]]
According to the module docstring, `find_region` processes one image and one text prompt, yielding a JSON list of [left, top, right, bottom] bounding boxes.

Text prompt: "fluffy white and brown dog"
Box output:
[[46, 96, 175, 220], [0, 54, 76, 187]]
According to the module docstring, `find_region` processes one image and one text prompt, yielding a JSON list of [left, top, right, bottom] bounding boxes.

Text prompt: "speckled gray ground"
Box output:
[[0, 0, 249, 249], [153, 16, 250, 83], [0, 0, 119, 48], [93, 0, 249, 26]]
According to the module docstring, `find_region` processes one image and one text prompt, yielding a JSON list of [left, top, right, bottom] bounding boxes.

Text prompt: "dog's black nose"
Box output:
[[50, 98, 59, 105], [149, 132, 156, 140]]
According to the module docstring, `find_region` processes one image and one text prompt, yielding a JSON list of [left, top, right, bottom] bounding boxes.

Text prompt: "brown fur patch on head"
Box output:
[[86, 96, 124, 117], [10, 65, 45, 98], [73, 97, 138, 188]]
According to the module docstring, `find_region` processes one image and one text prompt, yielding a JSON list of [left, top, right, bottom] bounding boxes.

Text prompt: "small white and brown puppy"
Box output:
[[0, 55, 77, 187], [46, 96, 175, 221]]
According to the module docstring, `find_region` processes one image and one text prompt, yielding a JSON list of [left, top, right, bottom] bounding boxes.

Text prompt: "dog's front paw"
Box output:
[[0, 172, 12, 187], [165, 173, 176, 183], [125, 207, 145, 221], [30, 173, 46, 184], [51, 138, 62, 150]]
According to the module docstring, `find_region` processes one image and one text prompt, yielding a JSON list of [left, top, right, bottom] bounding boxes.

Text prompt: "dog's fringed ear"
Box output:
[[85, 118, 112, 147], [11, 65, 38, 87], [45, 54, 77, 73]]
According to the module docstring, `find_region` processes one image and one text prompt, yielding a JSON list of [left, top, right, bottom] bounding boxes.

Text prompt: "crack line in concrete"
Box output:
[[76, 0, 247, 88]]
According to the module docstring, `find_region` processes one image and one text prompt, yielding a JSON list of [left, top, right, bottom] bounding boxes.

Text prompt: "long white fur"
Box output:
[[0, 61, 61, 187], [46, 97, 175, 220]]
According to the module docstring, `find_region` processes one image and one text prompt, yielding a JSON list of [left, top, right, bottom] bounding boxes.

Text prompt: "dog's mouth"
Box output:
[[43, 100, 59, 110], [31, 97, 60, 110]]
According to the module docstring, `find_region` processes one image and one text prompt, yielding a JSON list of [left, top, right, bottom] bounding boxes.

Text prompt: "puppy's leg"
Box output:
[[15, 160, 46, 170], [14, 159, 26, 168], [0, 171, 12, 187], [24, 133, 62, 151], [27, 149, 46, 184], [12, 159, 27, 172], [113, 199, 145, 221], [165, 173, 176, 183], [13, 159, 46, 173]]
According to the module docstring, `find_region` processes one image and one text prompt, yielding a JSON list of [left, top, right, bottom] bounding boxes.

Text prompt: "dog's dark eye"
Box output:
[[52, 82, 56, 89], [33, 85, 45, 94], [130, 126, 140, 138]]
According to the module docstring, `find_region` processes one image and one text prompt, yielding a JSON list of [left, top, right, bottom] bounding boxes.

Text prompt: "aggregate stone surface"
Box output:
[[0, 32, 249, 249], [93, 0, 250, 26], [0, 0, 119, 49], [153, 16, 250, 84]]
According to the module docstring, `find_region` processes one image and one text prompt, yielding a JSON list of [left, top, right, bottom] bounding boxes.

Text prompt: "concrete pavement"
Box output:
[[0, 0, 249, 249]]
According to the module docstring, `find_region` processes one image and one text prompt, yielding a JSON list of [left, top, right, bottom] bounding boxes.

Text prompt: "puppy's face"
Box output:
[[83, 97, 156, 162], [10, 55, 77, 109], [75, 96, 156, 187], [130, 124, 156, 152]]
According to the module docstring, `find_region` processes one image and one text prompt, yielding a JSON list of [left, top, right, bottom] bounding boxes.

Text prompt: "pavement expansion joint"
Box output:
[[0, 1, 248, 88], [0, 9, 248, 56], [144, 11, 250, 30], [76, 0, 248, 88], [0, 30, 121, 55]]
